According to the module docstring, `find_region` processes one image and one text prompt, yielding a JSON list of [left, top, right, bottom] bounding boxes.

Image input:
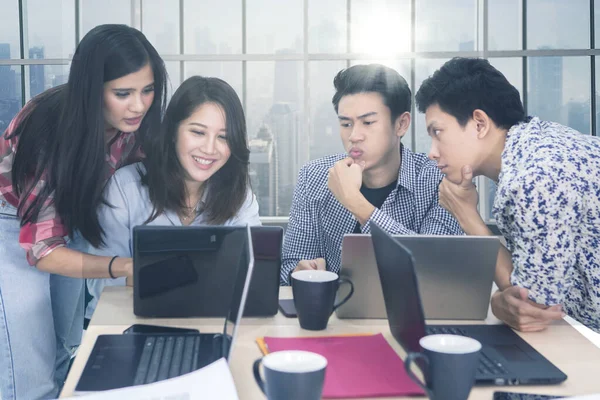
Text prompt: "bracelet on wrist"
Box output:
[[108, 256, 119, 279]]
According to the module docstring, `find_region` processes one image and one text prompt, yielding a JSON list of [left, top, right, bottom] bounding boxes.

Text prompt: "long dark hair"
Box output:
[[8, 24, 167, 247], [142, 76, 250, 224]]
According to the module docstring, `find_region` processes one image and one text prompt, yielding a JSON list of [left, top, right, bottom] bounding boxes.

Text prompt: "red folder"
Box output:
[[261, 334, 426, 399]]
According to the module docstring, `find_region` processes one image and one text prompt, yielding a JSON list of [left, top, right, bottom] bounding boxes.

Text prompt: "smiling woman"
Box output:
[[175, 102, 232, 203], [141, 75, 255, 226]]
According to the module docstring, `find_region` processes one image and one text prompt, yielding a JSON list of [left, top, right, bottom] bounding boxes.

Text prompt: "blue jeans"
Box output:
[[0, 200, 85, 399]]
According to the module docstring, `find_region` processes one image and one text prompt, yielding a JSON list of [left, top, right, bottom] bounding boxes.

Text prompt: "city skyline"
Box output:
[[1, 39, 598, 216], [1, 0, 599, 218]]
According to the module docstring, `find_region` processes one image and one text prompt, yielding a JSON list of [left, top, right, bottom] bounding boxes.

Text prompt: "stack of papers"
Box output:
[[64, 358, 238, 400]]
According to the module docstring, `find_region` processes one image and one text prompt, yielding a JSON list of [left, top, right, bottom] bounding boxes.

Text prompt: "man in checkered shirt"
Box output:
[[281, 64, 463, 285]]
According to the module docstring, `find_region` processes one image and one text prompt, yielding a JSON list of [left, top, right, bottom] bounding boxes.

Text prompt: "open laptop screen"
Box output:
[[370, 222, 428, 354], [222, 225, 255, 359], [133, 226, 253, 318]]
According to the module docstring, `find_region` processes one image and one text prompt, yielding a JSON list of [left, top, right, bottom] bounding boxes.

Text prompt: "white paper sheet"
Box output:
[[65, 358, 239, 400]]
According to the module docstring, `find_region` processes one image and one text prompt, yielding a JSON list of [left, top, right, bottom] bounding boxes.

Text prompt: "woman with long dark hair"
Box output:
[[0, 24, 167, 399], [85, 76, 260, 316]]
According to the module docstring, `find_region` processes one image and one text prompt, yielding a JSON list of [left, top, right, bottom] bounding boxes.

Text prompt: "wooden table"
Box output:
[[61, 287, 600, 399]]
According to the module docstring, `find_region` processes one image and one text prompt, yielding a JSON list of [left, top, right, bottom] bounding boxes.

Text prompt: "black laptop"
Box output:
[[370, 222, 567, 386], [132, 225, 282, 317], [74, 225, 255, 392]]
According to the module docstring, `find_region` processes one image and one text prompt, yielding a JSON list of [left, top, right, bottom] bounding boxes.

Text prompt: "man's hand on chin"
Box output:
[[327, 158, 375, 225], [438, 165, 488, 234], [327, 158, 363, 206]]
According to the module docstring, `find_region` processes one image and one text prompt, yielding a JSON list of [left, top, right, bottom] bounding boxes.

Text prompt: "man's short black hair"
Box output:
[[415, 57, 526, 129], [332, 64, 411, 122]]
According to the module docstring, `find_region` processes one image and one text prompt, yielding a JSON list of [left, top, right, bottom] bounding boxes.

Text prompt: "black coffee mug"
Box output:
[[404, 334, 482, 400], [291, 270, 354, 330], [253, 350, 327, 400]]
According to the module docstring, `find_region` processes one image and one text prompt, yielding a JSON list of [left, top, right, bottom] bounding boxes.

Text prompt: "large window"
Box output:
[[1, 0, 598, 220]]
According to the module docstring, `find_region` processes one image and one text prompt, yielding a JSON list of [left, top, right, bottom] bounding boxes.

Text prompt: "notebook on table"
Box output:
[[257, 334, 425, 398]]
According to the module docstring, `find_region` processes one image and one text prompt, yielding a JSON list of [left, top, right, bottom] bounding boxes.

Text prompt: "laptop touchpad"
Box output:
[[493, 344, 534, 361]]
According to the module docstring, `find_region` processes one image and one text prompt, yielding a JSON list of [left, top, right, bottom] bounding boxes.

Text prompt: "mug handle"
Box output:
[[404, 352, 431, 396], [332, 278, 355, 311], [252, 358, 267, 394]]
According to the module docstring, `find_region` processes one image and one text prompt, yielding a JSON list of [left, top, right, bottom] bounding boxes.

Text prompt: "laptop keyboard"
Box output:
[[477, 352, 508, 375], [133, 335, 201, 385], [425, 326, 508, 376], [426, 326, 468, 336]]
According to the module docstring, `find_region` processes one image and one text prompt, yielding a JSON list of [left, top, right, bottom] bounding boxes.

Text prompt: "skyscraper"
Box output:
[[0, 43, 10, 60], [310, 101, 343, 160], [567, 100, 591, 135], [528, 56, 563, 123], [266, 102, 298, 216], [249, 125, 279, 216], [0, 43, 21, 132], [269, 52, 304, 215], [273, 50, 299, 105], [0, 43, 16, 99], [29, 47, 46, 98]]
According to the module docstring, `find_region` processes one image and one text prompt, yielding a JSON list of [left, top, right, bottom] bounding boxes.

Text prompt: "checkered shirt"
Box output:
[[281, 145, 464, 285]]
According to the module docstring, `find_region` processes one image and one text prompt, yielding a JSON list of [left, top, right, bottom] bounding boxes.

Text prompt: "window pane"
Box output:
[[183, 0, 241, 54], [350, 0, 411, 54], [527, 0, 589, 49], [415, 59, 449, 155], [528, 57, 591, 135], [488, 58, 523, 102], [596, 0, 600, 48], [0, 65, 22, 132], [164, 61, 181, 100], [596, 57, 600, 135], [247, 61, 304, 216], [184, 62, 242, 101], [488, 0, 521, 51], [25, 0, 75, 58], [142, 0, 179, 54], [484, 179, 497, 222], [81, 0, 131, 38], [309, 61, 346, 161], [308, 0, 346, 53], [416, 0, 476, 52], [27, 64, 69, 100], [350, 59, 413, 150], [247, 0, 303, 54], [0, 0, 21, 59], [249, 132, 279, 216]]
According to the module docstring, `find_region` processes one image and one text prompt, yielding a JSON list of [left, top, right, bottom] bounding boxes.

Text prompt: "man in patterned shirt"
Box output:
[[280, 64, 463, 285], [416, 57, 600, 333]]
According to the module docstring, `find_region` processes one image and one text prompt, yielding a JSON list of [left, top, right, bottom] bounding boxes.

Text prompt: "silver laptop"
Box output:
[[335, 234, 499, 320]]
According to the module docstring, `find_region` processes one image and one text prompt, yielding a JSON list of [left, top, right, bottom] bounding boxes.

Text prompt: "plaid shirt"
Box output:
[[0, 107, 141, 265], [281, 145, 464, 284]]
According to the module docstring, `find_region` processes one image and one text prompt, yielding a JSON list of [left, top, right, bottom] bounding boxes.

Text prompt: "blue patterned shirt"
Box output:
[[494, 117, 600, 332], [281, 145, 464, 285]]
